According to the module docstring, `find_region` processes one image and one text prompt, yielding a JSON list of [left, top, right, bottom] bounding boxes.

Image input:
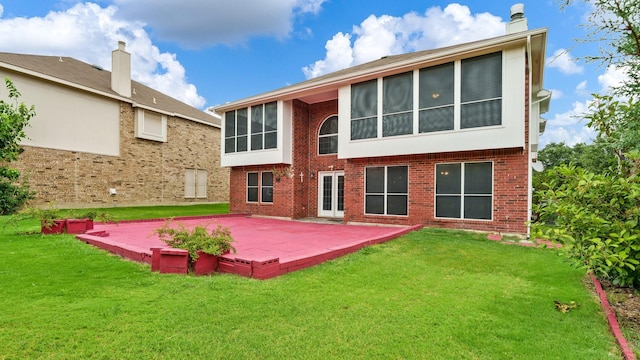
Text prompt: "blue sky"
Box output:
[[0, 0, 621, 147]]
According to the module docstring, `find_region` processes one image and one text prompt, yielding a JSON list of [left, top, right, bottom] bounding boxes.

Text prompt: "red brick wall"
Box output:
[[343, 148, 529, 234], [228, 62, 531, 234]]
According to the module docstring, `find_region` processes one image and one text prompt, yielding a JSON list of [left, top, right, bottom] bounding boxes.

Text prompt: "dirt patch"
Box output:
[[603, 282, 640, 334]]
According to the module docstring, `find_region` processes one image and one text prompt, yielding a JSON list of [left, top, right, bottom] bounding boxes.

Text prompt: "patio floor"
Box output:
[[76, 214, 422, 279]]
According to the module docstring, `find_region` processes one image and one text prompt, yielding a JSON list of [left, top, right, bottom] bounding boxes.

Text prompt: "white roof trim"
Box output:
[[215, 28, 547, 113]]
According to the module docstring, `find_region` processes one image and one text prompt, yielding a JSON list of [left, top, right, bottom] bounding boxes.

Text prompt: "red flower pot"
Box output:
[[41, 219, 66, 234]]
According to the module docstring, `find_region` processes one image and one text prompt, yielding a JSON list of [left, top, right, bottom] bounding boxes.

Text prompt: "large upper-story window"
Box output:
[[225, 101, 278, 154], [383, 72, 413, 137], [350, 52, 502, 140], [461, 52, 502, 128], [251, 102, 278, 151], [318, 116, 338, 155], [419, 62, 454, 133], [225, 108, 247, 153], [350, 79, 377, 140]]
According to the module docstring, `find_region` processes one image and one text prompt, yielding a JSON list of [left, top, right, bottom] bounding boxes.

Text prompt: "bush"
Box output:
[[532, 164, 640, 288], [154, 220, 236, 264], [0, 176, 33, 215]]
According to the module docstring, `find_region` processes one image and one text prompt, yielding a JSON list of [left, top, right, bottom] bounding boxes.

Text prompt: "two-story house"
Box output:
[[213, 5, 549, 235], [0, 42, 229, 208]]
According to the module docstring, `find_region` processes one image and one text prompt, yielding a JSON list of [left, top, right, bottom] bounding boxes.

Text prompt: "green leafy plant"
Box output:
[[154, 219, 235, 265], [21, 203, 63, 230], [76, 210, 117, 224], [532, 163, 640, 288], [0, 77, 36, 214]]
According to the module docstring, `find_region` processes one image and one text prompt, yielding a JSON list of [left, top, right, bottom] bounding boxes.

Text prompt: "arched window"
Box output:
[[318, 115, 338, 155]]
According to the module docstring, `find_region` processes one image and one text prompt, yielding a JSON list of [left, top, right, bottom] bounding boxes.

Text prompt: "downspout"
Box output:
[[526, 34, 533, 237]]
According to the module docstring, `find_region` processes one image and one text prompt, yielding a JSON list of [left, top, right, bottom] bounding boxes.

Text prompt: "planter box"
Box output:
[[85, 219, 94, 230], [66, 219, 89, 234], [159, 248, 189, 274], [193, 251, 219, 275], [41, 219, 65, 235]]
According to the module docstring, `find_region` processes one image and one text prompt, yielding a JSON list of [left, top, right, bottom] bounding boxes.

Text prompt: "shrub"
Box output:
[[0, 176, 33, 215], [532, 164, 640, 288], [154, 220, 236, 264]]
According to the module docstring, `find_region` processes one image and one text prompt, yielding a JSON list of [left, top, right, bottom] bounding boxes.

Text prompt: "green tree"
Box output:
[[534, 1, 640, 288], [0, 77, 35, 214]]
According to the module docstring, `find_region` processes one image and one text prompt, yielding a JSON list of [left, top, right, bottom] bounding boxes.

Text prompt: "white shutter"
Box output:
[[196, 170, 207, 198], [184, 169, 196, 198]]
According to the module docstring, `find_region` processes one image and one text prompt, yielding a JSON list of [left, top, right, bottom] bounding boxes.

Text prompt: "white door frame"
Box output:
[[317, 171, 344, 218]]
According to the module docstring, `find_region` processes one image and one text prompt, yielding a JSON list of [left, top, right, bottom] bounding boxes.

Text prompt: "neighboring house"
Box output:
[[213, 5, 549, 235], [0, 42, 229, 208]]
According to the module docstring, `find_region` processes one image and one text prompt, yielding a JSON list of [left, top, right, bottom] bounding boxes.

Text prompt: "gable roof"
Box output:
[[214, 28, 547, 113], [0, 52, 220, 127]]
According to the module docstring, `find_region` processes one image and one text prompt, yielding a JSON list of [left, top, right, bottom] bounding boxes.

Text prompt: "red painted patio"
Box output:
[[76, 214, 421, 279]]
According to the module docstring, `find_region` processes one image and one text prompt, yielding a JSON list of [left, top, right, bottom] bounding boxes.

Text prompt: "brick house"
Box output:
[[0, 42, 229, 208], [213, 6, 549, 235]]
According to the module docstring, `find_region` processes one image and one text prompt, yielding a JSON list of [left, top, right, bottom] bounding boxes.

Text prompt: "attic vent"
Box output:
[[153, 97, 157, 104], [58, 57, 63, 62], [92, 64, 104, 71], [132, 88, 136, 95]]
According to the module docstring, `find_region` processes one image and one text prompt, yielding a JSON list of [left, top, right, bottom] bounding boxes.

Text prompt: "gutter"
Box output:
[[214, 28, 548, 113]]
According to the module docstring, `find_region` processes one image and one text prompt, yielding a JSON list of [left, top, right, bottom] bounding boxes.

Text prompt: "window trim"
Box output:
[[318, 115, 339, 155], [364, 165, 409, 217], [225, 101, 279, 154], [434, 161, 493, 221], [184, 169, 207, 199], [135, 109, 167, 142], [246, 171, 274, 204]]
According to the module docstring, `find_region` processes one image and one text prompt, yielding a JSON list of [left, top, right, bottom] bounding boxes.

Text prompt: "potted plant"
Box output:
[[154, 220, 236, 275], [21, 205, 65, 234], [77, 210, 118, 231]]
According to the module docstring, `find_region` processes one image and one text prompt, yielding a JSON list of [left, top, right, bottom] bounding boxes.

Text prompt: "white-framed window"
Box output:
[[185, 169, 207, 198], [225, 101, 278, 154], [135, 109, 167, 142], [318, 115, 338, 155], [350, 52, 502, 140], [419, 62, 455, 133], [383, 71, 413, 137], [251, 102, 278, 151], [247, 171, 274, 203], [435, 161, 493, 220], [365, 165, 408, 216], [350, 79, 378, 140], [224, 108, 248, 153], [460, 52, 503, 129]]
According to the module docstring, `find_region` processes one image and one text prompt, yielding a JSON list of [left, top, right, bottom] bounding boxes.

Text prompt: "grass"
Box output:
[[0, 205, 622, 359], [70, 203, 230, 221]]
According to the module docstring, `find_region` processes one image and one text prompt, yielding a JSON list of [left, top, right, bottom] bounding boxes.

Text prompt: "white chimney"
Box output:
[[111, 41, 131, 97], [506, 3, 528, 34]]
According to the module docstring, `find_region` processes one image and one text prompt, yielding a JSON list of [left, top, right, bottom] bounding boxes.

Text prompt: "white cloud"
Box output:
[[598, 65, 628, 93], [546, 49, 584, 75], [302, 32, 353, 78], [540, 100, 595, 147], [575, 80, 588, 96], [303, 4, 505, 78], [550, 89, 563, 100], [0, 3, 206, 108], [113, 0, 328, 48]]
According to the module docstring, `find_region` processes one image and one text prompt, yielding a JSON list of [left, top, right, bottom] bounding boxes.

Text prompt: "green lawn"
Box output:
[[0, 205, 621, 359]]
